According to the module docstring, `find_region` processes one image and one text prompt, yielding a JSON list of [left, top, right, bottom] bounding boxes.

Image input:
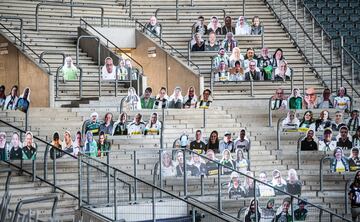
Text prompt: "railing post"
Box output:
[[340, 36, 344, 84], [276, 117, 285, 150], [330, 39, 334, 92], [302, 67, 305, 94], [70, 0, 73, 17], [254, 180, 258, 222], [250, 80, 254, 97], [202, 108, 206, 128], [52, 151, 57, 192], [268, 97, 273, 127], [290, 196, 295, 222], [152, 187, 156, 221], [295, 0, 298, 42], [345, 180, 349, 215], [107, 154, 110, 204], [114, 170, 117, 221], [336, 67, 339, 92], [312, 17, 314, 66], [32, 159, 36, 182], [86, 163, 90, 204], [351, 60, 355, 99], [175, 0, 179, 21], [158, 150, 163, 199], [79, 67, 83, 98], [183, 150, 187, 196], [217, 164, 222, 212], [321, 30, 324, 78], [200, 174, 204, 196], [243, 0, 245, 16], [303, 6, 306, 55], [188, 41, 191, 66], [78, 154, 82, 208], [297, 137, 301, 170], [55, 66, 62, 98], [133, 150, 138, 202], [320, 157, 324, 192]]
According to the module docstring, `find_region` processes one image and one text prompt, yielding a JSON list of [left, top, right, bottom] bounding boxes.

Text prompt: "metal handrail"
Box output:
[[78, 152, 238, 222], [0, 23, 51, 74], [80, 18, 144, 74], [178, 148, 350, 221], [0, 16, 23, 50], [154, 7, 226, 21], [319, 155, 332, 192], [12, 195, 58, 222], [39, 51, 66, 65], [268, 96, 273, 127], [276, 116, 286, 150], [135, 20, 201, 75], [35, 2, 104, 31], [0, 168, 12, 192], [345, 179, 351, 215]]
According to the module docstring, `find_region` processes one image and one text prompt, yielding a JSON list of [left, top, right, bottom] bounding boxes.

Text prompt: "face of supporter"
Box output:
[[306, 130, 314, 140], [174, 88, 181, 97], [335, 113, 343, 122], [0, 87, 4, 96], [304, 112, 312, 121], [240, 131, 245, 140], [289, 112, 295, 121], [160, 89, 166, 98], [352, 150, 359, 158], [235, 63, 241, 72], [225, 134, 231, 142], [238, 17, 244, 25], [307, 91, 316, 103], [76, 133, 82, 144], [125, 60, 132, 68], [247, 49, 254, 59], [324, 131, 332, 142], [267, 201, 274, 209], [219, 49, 225, 56], [177, 153, 183, 164], [335, 149, 342, 159], [261, 48, 268, 57], [91, 114, 97, 122], [259, 173, 267, 183], [195, 131, 202, 141], [66, 58, 72, 68], [151, 114, 157, 124], [206, 151, 215, 160], [144, 89, 151, 99], [193, 154, 200, 163], [249, 62, 256, 71], [289, 171, 297, 182], [64, 132, 71, 143], [219, 62, 226, 70], [253, 17, 260, 27], [106, 59, 114, 73], [225, 17, 232, 27], [23, 88, 29, 99], [237, 151, 243, 160], [150, 17, 157, 26], [26, 134, 32, 147], [282, 201, 290, 213], [11, 134, 20, 147], [279, 63, 286, 72], [274, 173, 282, 185], [352, 112, 359, 119], [323, 89, 331, 100], [198, 17, 204, 25], [226, 32, 233, 40], [210, 132, 217, 143], [203, 90, 210, 100], [105, 113, 112, 124], [211, 17, 218, 26], [195, 34, 201, 43], [0, 134, 5, 146], [275, 50, 282, 60], [250, 201, 256, 212], [223, 151, 230, 160], [209, 33, 216, 44], [188, 87, 194, 97], [339, 88, 345, 97], [87, 133, 93, 142], [163, 154, 171, 167], [99, 134, 105, 144], [135, 115, 141, 124], [322, 111, 329, 120], [293, 88, 300, 97], [11, 87, 18, 96], [275, 89, 284, 99], [340, 128, 348, 139]]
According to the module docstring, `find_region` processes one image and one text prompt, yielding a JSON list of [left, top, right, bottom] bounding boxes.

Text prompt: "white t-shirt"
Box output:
[[102, 66, 117, 80], [128, 122, 146, 135], [334, 96, 350, 110], [318, 140, 337, 151]]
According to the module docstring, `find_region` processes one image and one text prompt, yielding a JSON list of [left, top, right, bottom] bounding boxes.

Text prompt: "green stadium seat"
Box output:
[[309, 6, 321, 16], [326, 0, 337, 8], [316, 1, 327, 9], [332, 21, 343, 30], [332, 6, 343, 15], [338, 0, 349, 8], [338, 14, 348, 23], [326, 15, 337, 23], [343, 7, 354, 15], [337, 27, 349, 36], [344, 21, 355, 29], [349, 0, 359, 8], [321, 7, 332, 16]]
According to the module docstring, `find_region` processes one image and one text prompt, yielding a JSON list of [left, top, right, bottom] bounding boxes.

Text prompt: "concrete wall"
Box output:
[[0, 34, 50, 107], [131, 30, 200, 96]]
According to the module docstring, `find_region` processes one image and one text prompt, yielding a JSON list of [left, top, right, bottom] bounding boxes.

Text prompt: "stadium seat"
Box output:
[[337, 27, 349, 37], [321, 7, 332, 16], [316, 1, 327, 9], [351, 45, 360, 54], [349, 0, 359, 8], [338, 0, 349, 8], [309, 6, 321, 16], [355, 6, 360, 15], [349, 15, 359, 22], [344, 21, 355, 29], [304, 0, 316, 8], [326, 0, 337, 8], [326, 15, 337, 23], [332, 21, 343, 30], [343, 7, 354, 15], [316, 16, 327, 24], [332, 7, 343, 15], [338, 14, 348, 23], [344, 36, 356, 46]]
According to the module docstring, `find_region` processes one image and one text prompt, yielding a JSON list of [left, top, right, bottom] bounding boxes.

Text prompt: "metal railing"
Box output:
[[135, 20, 201, 75], [78, 152, 237, 221], [0, 16, 23, 50], [0, 22, 51, 74], [319, 155, 332, 192], [155, 7, 226, 21], [35, 2, 104, 31], [153, 147, 351, 222], [0, 168, 12, 192]]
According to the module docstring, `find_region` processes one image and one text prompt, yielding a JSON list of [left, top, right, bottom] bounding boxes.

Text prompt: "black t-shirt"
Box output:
[[10, 147, 22, 160], [349, 183, 360, 207], [287, 181, 302, 195], [337, 139, 352, 150], [206, 161, 219, 176], [190, 140, 206, 154], [301, 139, 318, 151]]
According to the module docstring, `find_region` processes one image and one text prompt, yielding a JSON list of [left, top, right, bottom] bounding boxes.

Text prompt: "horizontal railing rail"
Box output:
[[35, 2, 104, 31], [154, 7, 226, 21], [0, 16, 23, 50], [0, 168, 12, 192]]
